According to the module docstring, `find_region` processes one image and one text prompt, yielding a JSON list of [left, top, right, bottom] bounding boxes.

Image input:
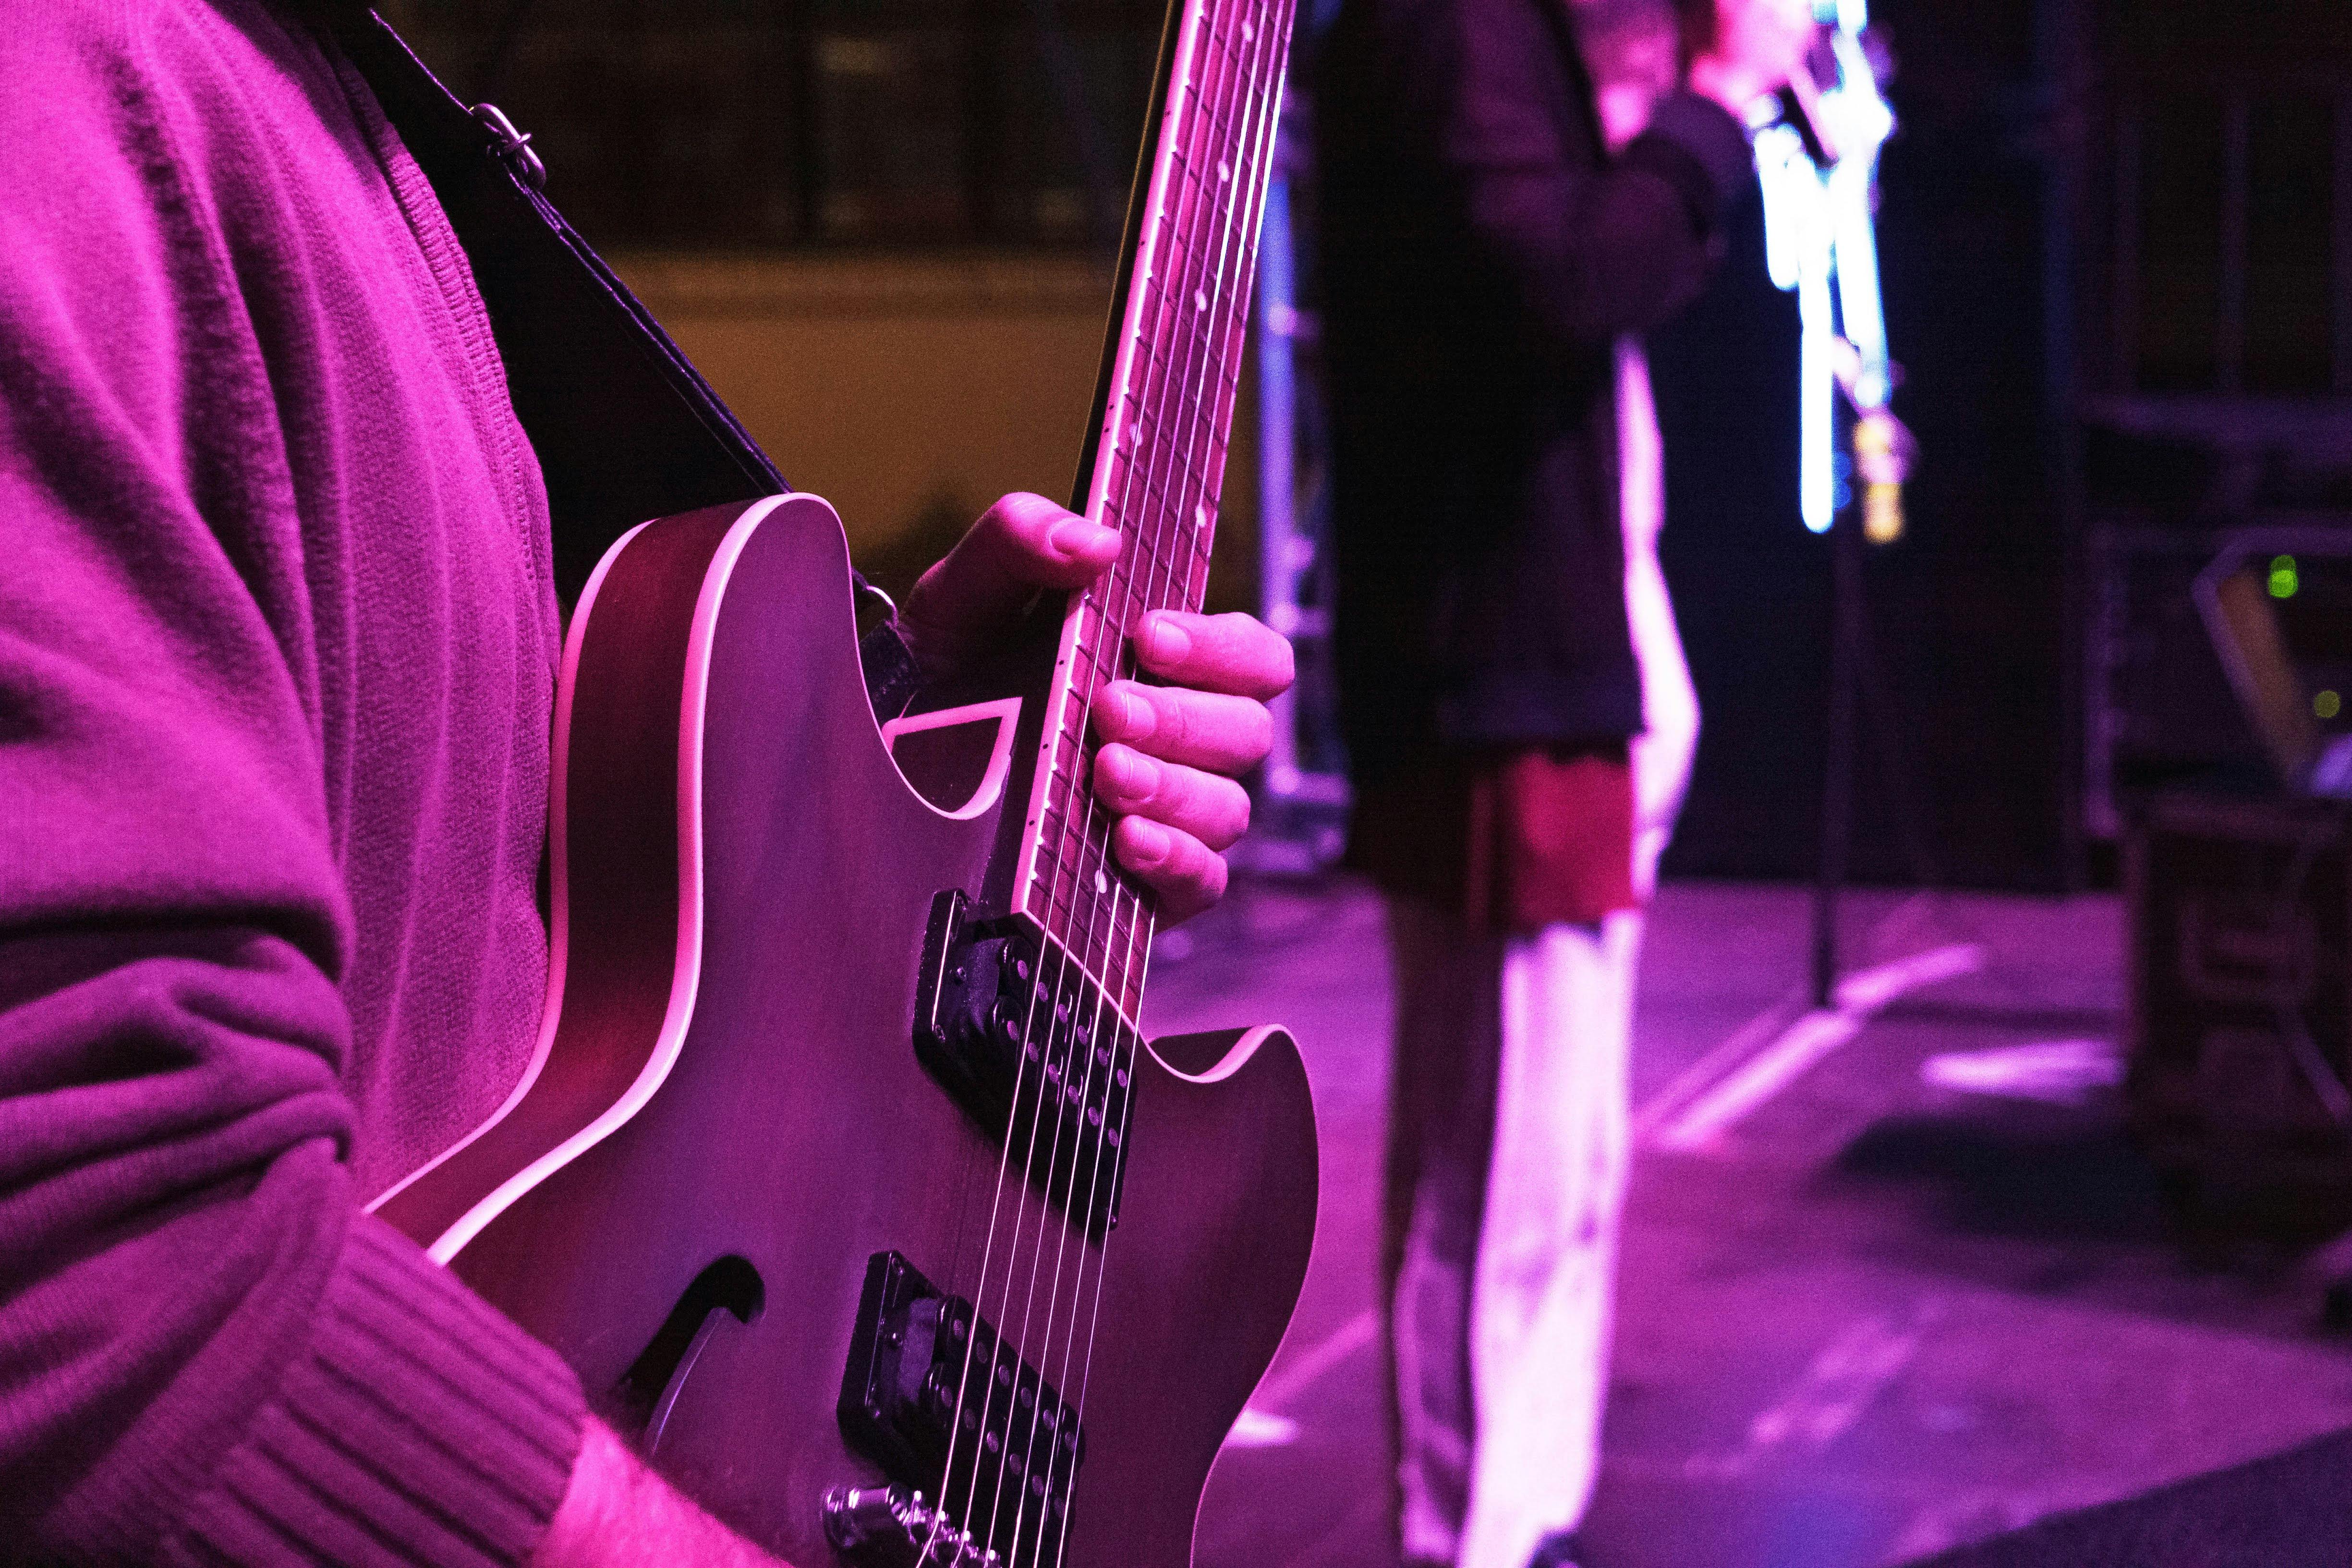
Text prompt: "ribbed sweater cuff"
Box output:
[[159, 1217, 586, 1568]]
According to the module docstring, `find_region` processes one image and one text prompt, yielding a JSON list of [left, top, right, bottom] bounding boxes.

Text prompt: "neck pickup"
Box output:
[[915, 891, 1140, 1239]]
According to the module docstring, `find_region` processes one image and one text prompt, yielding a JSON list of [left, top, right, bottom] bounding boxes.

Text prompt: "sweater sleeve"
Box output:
[[1393, 0, 1752, 353], [0, 8, 584, 1565]]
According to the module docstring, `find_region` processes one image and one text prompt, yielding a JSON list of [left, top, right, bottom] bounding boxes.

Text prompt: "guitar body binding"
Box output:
[[373, 496, 1320, 1566]]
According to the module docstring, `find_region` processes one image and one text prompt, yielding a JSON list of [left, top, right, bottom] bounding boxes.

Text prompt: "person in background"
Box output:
[[1316, 0, 1815, 1563]]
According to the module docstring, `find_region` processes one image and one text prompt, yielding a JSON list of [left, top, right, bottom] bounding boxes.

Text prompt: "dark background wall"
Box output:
[[1655, 0, 2352, 892], [384, 0, 2351, 894]]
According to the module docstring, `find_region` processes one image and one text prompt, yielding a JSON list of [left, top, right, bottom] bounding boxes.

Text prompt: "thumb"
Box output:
[[899, 493, 1122, 671]]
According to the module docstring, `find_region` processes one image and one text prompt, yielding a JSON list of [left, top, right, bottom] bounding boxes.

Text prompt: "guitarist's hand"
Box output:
[[900, 491, 1295, 924], [537, 1418, 789, 1566]]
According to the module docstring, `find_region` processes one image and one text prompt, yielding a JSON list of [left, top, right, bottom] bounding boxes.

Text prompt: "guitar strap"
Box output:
[[327, 9, 923, 716]]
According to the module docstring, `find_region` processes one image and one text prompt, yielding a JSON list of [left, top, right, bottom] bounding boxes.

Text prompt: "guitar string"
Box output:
[[928, 502, 1144, 1555], [929, 526, 1140, 1549], [1047, 11, 1291, 1563], [1059, 0, 1282, 1382], [949, 0, 1221, 1548], [974, 8, 1237, 1545], [1040, 0, 1246, 1167], [984, 931, 1096, 1558], [1081, 0, 1282, 1150], [920, 911, 1073, 1564], [1071, 0, 1272, 1119], [950, 0, 1283, 1553], [967, 681, 1149, 1562], [1064, 0, 1280, 1324], [979, 621, 1144, 1565], [979, 644, 1139, 1555], [1071, 0, 1250, 1009], [923, 95, 1185, 1565], [987, 10, 1257, 1553], [945, 25, 1235, 1525], [1100, 0, 1277, 998], [973, 9, 1270, 1561]]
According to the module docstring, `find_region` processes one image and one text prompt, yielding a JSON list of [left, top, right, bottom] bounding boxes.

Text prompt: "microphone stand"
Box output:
[[1814, 482, 1867, 1007], [1748, 6, 1919, 1008]]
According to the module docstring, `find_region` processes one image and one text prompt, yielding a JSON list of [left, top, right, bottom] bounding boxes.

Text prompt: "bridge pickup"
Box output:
[[836, 1252, 1084, 1567], [914, 891, 1137, 1236]]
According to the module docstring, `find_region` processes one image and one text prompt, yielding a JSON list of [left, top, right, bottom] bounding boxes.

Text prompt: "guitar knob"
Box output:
[[820, 1484, 918, 1552]]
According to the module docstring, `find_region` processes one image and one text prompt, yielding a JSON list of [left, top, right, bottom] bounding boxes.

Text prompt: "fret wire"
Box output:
[[1091, 3, 1279, 968], [1115, 15, 1279, 1044], [1195, 14, 1283, 475], [1131, 297, 1220, 508], [1130, 178, 1220, 546], [1141, 530, 1182, 579], [1143, 105, 1232, 444], [1072, 322, 1223, 931], [1150, 150, 1249, 547], [1142, 177, 1246, 634], [1035, 0, 1278, 953], [1108, 406, 1194, 644], [1115, 7, 1273, 761], [1134, 343, 1220, 615]]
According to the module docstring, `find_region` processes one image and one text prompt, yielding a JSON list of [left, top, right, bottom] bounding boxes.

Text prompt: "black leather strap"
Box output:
[[331, 10, 791, 607], [327, 11, 924, 709]]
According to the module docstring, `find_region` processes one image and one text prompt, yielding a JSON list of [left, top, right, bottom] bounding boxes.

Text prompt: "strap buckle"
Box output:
[[470, 102, 547, 193]]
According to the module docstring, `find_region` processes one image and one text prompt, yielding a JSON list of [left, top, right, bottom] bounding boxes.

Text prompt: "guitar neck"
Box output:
[[1009, 0, 1295, 1019]]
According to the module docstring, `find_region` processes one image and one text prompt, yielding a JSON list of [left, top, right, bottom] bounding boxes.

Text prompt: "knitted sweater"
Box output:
[[1, 0, 587, 1560]]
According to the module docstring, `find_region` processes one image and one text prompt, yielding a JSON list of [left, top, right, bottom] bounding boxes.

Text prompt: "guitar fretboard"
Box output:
[[1011, 0, 1295, 1018]]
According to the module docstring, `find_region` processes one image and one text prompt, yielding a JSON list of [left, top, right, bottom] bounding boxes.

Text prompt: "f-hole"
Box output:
[[609, 1255, 765, 1456]]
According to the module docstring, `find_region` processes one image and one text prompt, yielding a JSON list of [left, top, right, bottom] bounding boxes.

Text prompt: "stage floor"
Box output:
[[1146, 876, 2352, 1568]]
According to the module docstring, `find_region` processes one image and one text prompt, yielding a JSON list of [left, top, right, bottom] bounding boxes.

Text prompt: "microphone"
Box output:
[[1776, 44, 1839, 165]]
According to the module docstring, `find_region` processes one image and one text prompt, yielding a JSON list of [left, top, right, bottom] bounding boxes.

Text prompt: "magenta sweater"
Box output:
[[1, 1, 587, 1561]]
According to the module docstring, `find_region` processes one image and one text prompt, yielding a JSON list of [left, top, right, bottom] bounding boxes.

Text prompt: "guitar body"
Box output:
[[374, 494, 1319, 1565]]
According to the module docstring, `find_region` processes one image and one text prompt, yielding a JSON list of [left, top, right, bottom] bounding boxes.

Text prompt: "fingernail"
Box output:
[[1102, 746, 1162, 800], [1048, 518, 1119, 559], [1142, 613, 1191, 663], [1123, 818, 1173, 867], [1110, 686, 1152, 739]]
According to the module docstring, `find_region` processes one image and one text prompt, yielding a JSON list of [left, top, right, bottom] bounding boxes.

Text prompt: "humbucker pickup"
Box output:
[[914, 891, 1137, 1236], [835, 1251, 1084, 1567]]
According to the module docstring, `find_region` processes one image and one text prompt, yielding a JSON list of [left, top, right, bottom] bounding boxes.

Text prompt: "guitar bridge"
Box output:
[[914, 891, 1136, 1236], [836, 1252, 1083, 1567]]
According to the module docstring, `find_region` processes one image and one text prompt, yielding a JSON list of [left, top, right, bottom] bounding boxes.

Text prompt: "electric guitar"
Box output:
[[369, 0, 1316, 1562]]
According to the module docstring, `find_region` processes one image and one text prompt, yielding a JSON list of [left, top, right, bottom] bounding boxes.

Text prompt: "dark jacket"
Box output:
[[1316, 0, 1752, 785]]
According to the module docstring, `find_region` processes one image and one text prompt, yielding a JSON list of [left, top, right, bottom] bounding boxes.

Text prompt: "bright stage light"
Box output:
[[1753, 2, 1909, 539]]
